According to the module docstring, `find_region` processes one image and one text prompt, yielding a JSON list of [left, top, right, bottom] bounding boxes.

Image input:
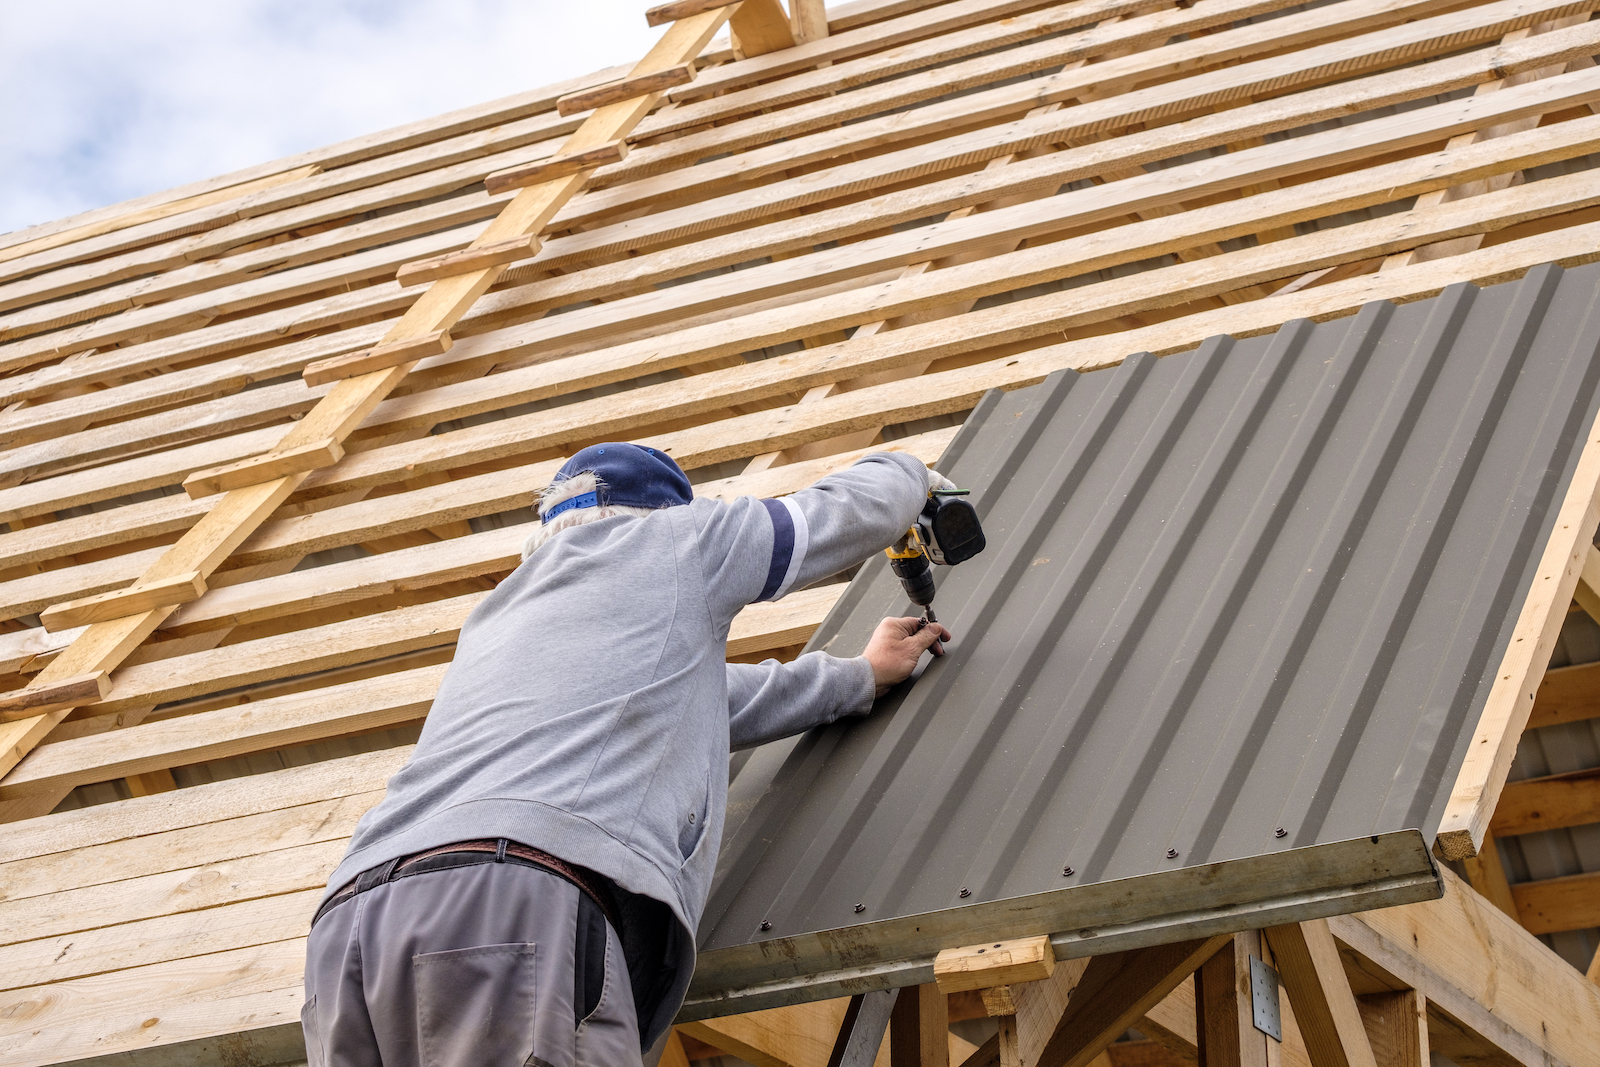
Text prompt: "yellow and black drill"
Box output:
[[884, 488, 986, 655]]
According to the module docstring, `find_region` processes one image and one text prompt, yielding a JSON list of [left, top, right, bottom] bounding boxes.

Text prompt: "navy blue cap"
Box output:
[[542, 443, 693, 524]]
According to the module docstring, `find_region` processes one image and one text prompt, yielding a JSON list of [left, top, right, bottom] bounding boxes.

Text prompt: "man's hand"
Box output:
[[863, 616, 954, 696]]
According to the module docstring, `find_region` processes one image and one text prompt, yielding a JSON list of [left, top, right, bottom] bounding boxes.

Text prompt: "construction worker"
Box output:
[[302, 442, 953, 1067]]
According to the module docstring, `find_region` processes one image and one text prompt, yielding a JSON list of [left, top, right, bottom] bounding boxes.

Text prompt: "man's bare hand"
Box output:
[[863, 616, 954, 696]]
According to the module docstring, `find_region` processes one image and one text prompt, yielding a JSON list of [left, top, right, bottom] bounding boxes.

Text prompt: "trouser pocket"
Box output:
[[299, 994, 324, 1067], [414, 942, 538, 1067]]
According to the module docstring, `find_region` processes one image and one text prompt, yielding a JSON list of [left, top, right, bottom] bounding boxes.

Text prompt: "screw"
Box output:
[[1166, 848, 1179, 859], [1062, 866, 1074, 877], [760, 920, 773, 931], [1275, 827, 1287, 838], [854, 903, 866, 914], [959, 887, 971, 898]]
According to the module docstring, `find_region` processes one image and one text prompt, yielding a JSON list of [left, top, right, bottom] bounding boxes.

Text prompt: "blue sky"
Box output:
[[0, 1, 661, 235]]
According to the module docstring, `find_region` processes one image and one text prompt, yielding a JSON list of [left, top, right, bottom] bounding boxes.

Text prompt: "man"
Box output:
[[303, 442, 952, 1067]]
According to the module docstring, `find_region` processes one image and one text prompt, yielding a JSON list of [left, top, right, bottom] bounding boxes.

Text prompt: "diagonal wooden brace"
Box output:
[[0, 671, 112, 721], [302, 332, 453, 388], [183, 438, 346, 499], [484, 141, 630, 196], [646, 0, 735, 26], [398, 236, 543, 287], [41, 572, 206, 633], [557, 63, 696, 116]]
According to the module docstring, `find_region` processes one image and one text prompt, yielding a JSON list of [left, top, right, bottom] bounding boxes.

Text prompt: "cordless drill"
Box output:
[[884, 488, 986, 655]]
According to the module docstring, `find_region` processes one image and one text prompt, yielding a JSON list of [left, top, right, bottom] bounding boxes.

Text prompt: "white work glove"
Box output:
[[926, 468, 958, 494]]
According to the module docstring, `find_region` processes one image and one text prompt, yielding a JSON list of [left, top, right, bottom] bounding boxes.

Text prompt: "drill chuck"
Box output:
[[890, 554, 937, 608]]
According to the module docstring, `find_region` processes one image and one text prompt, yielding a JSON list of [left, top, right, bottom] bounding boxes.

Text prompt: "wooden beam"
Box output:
[[1529, 660, 1600, 728], [1354, 991, 1427, 1067], [0, 672, 111, 720], [934, 936, 1056, 993], [1492, 768, 1600, 836], [396, 236, 542, 287], [681, 998, 854, 1067], [1261, 921, 1378, 1067], [1033, 937, 1231, 1067], [301, 332, 452, 387], [1193, 933, 1269, 1067], [890, 983, 949, 1067], [40, 572, 206, 633], [1512, 869, 1600, 934], [730, 0, 797, 56], [1330, 866, 1600, 1067], [482, 140, 629, 195], [1434, 387, 1600, 860], [556, 64, 697, 116]]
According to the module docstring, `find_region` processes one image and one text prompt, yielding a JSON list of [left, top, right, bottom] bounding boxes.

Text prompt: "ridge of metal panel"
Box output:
[[688, 261, 1600, 1010]]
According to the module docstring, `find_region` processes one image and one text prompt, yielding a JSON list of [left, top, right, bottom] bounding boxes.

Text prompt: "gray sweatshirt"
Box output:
[[320, 450, 931, 1040]]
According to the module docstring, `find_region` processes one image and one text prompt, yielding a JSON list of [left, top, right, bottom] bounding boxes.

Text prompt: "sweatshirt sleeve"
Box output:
[[692, 450, 930, 627], [726, 653, 876, 750]]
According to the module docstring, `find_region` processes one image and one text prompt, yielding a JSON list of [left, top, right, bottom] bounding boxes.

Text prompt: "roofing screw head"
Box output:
[[1166, 848, 1179, 859], [760, 920, 773, 932], [1062, 866, 1074, 877], [959, 887, 971, 898], [854, 903, 866, 914], [1275, 827, 1287, 839]]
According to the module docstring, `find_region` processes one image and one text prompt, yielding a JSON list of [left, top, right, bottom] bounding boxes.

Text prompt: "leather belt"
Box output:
[[312, 839, 620, 930]]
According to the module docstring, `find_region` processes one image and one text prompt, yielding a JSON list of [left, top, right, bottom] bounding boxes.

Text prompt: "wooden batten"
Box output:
[[302, 332, 453, 387], [397, 236, 542, 287], [933, 934, 1056, 993], [41, 572, 207, 633], [483, 140, 630, 196], [0, 671, 112, 720], [182, 438, 346, 499], [556, 63, 697, 116]]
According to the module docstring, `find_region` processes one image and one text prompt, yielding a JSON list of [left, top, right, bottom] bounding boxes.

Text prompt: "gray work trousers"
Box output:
[[303, 860, 642, 1067]]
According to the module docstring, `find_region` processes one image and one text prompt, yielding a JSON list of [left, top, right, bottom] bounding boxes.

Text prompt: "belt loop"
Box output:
[[495, 838, 508, 863]]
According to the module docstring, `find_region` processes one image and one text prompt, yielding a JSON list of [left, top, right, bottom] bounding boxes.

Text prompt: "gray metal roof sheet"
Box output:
[[684, 261, 1600, 1015]]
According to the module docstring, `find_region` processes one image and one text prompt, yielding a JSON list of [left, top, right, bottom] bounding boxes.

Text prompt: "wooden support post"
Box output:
[[1573, 542, 1600, 623], [891, 983, 950, 1067], [790, 0, 828, 43], [1194, 933, 1270, 1067], [303, 332, 452, 387], [730, 0, 796, 56], [1033, 937, 1231, 1067], [557, 64, 697, 116], [397, 236, 542, 287], [1461, 830, 1519, 919], [1354, 991, 1428, 1067], [0, 671, 112, 719], [1262, 922, 1378, 1067], [483, 141, 630, 196], [41, 571, 206, 632]]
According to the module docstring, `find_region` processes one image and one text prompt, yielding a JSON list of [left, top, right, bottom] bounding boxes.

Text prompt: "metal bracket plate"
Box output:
[[1249, 955, 1282, 1041]]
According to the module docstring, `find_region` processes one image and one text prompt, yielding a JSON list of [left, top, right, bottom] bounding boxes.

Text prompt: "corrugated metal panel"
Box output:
[[686, 261, 1600, 1013]]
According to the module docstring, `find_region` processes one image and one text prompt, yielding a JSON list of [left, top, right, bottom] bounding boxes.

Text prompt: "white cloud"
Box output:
[[0, 0, 660, 235]]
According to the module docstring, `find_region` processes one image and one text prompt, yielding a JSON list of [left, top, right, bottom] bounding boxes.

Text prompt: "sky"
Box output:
[[0, 0, 662, 236]]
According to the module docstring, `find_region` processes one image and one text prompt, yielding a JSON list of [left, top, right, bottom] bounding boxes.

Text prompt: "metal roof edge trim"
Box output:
[[679, 829, 1439, 1018]]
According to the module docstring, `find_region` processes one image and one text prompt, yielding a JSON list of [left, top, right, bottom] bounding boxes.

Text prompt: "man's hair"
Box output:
[[520, 470, 655, 560]]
